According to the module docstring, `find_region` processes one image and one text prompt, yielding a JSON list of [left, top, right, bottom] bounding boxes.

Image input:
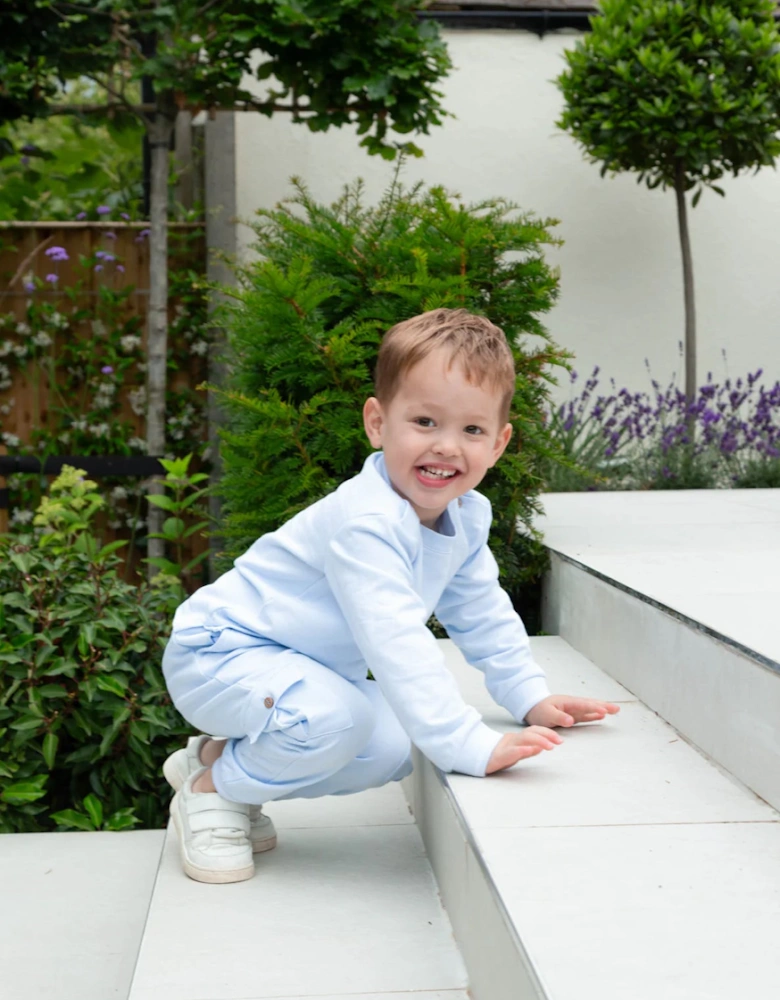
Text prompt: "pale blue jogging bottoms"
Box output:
[[162, 626, 413, 805]]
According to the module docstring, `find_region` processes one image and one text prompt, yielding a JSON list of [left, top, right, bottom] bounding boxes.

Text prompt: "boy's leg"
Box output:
[[163, 636, 377, 806], [273, 676, 413, 800]]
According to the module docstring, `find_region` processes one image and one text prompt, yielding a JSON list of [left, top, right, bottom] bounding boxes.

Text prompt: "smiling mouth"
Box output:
[[417, 465, 459, 480]]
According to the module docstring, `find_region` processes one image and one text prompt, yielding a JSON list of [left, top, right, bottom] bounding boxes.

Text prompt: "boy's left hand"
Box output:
[[525, 694, 620, 728]]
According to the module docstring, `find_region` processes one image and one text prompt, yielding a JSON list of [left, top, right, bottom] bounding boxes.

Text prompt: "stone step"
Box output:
[[406, 637, 780, 1000], [0, 829, 165, 1000], [127, 782, 470, 1000], [536, 489, 780, 812]]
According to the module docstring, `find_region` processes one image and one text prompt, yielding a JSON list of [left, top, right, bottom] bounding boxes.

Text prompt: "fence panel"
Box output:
[[0, 222, 210, 589]]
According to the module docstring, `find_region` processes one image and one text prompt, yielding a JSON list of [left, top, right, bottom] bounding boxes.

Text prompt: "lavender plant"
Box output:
[[544, 362, 780, 491]]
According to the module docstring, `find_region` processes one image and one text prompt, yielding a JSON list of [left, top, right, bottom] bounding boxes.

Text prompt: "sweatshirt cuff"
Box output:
[[450, 722, 503, 777], [501, 676, 551, 725]]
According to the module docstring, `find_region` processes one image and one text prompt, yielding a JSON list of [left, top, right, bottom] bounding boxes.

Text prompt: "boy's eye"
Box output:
[[414, 417, 435, 427], [465, 425, 484, 435]]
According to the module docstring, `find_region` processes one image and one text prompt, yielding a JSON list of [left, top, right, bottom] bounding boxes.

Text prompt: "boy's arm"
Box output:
[[434, 509, 551, 725], [324, 514, 503, 777]]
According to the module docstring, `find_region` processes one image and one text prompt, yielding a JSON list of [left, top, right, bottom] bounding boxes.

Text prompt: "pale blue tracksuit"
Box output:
[[162, 452, 550, 804]]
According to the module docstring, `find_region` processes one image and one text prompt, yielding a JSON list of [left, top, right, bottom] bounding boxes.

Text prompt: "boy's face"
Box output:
[[363, 348, 513, 529]]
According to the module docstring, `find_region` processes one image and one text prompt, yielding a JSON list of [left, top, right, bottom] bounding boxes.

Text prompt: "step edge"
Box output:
[[546, 547, 780, 677]]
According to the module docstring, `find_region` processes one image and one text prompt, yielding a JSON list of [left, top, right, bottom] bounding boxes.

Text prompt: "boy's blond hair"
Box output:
[[374, 309, 516, 423]]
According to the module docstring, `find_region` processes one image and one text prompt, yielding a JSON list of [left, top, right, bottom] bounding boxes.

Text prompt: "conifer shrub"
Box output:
[[209, 173, 569, 609]]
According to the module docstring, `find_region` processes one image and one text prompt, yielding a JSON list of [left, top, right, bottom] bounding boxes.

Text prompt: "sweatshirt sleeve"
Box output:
[[434, 503, 550, 724], [323, 514, 502, 777]]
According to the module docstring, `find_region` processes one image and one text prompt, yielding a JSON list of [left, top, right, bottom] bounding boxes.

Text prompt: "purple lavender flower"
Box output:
[[24, 280, 35, 292], [120, 213, 130, 221], [101, 365, 114, 375], [97, 205, 111, 215], [45, 246, 69, 262], [45, 273, 58, 284], [116, 264, 125, 274], [75, 211, 87, 220], [104, 231, 117, 241], [21, 157, 30, 167], [94, 265, 104, 273]]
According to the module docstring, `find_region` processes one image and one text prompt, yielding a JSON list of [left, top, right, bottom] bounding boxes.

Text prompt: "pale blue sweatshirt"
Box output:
[[170, 452, 550, 776]]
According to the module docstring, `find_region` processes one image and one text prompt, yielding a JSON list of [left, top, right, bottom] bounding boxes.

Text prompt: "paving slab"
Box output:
[[128, 785, 468, 1000], [0, 829, 164, 1000], [534, 489, 780, 666], [414, 639, 780, 1000], [478, 822, 780, 1000]]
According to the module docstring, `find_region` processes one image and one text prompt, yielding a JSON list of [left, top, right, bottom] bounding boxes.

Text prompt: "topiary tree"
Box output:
[[206, 169, 568, 613], [556, 0, 780, 436]]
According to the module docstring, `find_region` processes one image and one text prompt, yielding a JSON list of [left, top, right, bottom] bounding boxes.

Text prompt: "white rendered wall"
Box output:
[[234, 29, 780, 401]]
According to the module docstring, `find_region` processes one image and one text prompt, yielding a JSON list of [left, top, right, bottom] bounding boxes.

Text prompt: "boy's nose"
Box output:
[[432, 433, 460, 457]]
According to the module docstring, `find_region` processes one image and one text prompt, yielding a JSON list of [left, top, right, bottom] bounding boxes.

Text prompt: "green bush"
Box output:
[[208, 172, 570, 603], [0, 466, 192, 833]]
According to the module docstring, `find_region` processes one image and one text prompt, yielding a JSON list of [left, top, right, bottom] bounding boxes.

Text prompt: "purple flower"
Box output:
[[97, 205, 111, 215], [21, 143, 36, 154], [104, 231, 117, 241], [45, 273, 58, 284], [116, 264, 125, 274], [94, 264, 104, 273], [75, 211, 87, 220], [101, 365, 114, 375], [140, 228, 151, 238], [21, 156, 30, 167], [24, 280, 35, 292], [45, 246, 69, 262], [120, 213, 130, 221]]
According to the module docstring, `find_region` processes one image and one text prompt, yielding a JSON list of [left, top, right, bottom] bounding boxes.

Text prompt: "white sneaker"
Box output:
[[163, 735, 277, 854], [170, 770, 255, 884]]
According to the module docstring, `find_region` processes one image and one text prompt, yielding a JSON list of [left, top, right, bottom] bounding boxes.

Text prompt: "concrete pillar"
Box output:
[[204, 110, 237, 581]]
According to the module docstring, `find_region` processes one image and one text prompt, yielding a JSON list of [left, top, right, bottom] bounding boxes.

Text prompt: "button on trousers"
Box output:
[[162, 630, 413, 805]]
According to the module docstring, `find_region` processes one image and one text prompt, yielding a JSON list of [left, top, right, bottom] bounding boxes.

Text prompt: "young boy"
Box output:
[[161, 308, 619, 884]]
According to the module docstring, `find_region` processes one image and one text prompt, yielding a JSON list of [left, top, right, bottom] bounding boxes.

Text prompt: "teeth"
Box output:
[[421, 466, 456, 479]]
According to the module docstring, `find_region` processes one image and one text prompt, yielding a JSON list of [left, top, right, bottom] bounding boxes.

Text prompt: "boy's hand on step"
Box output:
[[525, 694, 621, 729], [485, 727, 562, 774]]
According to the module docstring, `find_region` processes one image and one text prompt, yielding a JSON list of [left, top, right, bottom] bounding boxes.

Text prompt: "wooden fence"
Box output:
[[0, 222, 210, 589]]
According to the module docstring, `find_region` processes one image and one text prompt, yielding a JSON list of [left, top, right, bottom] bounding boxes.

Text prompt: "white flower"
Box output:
[[128, 436, 147, 452], [191, 340, 209, 356], [0, 340, 13, 358], [0, 398, 15, 416], [90, 422, 110, 437], [16, 322, 30, 336], [129, 387, 147, 416], [71, 419, 87, 432], [12, 344, 28, 358], [32, 332, 52, 348], [136, 362, 147, 374], [111, 486, 128, 501], [108, 519, 122, 530], [58, 432, 71, 444], [48, 311, 68, 330], [120, 334, 142, 352], [1, 432, 20, 447], [0, 363, 9, 380], [11, 509, 34, 525], [92, 320, 107, 337]]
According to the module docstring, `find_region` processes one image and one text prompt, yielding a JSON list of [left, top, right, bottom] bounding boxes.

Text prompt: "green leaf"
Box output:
[[83, 794, 103, 829], [51, 809, 95, 831], [1, 779, 47, 805], [95, 674, 128, 698], [106, 808, 141, 831], [145, 495, 178, 512], [42, 732, 59, 770]]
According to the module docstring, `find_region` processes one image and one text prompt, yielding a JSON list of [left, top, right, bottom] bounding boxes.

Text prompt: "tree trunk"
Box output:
[[145, 108, 174, 582], [674, 162, 697, 444]]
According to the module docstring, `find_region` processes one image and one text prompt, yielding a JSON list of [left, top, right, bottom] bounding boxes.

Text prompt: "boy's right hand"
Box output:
[[485, 726, 563, 774]]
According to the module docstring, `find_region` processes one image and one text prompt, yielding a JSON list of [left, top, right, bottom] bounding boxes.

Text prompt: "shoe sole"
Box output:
[[170, 794, 255, 885], [164, 755, 277, 855]]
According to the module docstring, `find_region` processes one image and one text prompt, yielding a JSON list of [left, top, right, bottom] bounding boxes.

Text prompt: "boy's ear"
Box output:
[[489, 422, 513, 467], [363, 397, 384, 448]]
